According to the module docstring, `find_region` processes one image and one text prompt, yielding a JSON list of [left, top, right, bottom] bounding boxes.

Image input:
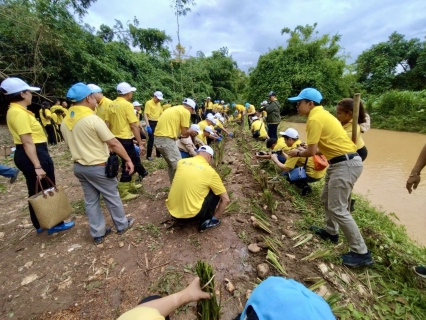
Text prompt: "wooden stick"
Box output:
[[352, 93, 361, 143], [144, 253, 149, 269], [145, 261, 169, 273]]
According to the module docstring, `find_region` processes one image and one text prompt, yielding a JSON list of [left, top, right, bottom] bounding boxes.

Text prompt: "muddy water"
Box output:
[[285, 122, 426, 246]]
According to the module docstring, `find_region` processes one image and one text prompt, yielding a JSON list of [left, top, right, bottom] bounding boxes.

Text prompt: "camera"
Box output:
[[271, 150, 283, 155], [257, 151, 266, 156]]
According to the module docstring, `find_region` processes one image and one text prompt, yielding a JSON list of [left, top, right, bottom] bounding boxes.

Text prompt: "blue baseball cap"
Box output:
[[288, 88, 323, 104], [245, 102, 250, 108], [240, 277, 335, 320], [67, 83, 92, 102]]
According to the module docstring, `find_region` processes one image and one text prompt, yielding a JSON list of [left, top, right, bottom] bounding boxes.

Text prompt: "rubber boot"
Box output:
[[118, 182, 138, 201], [350, 199, 356, 212], [129, 175, 142, 194]]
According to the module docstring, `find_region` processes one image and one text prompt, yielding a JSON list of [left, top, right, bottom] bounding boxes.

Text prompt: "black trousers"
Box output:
[[147, 120, 161, 158], [14, 143, 56, 229], [117, 138, 147, 182], [268, 123, 278, 140], [44, 124, 57, 145], [191, 114, 199, 124]]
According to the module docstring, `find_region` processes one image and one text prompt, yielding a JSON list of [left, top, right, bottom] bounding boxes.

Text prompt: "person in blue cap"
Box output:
[[287, 88, 373, 268], [237, 277, 335, 320]]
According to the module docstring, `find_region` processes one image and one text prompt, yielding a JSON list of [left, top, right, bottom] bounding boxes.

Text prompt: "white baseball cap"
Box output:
[[206, 114, 217, 125], [87, 84, 102, 93], [221, 100, 224, 104], [117, 82, 136, 94], [252, 116, 259, 120], [154, 91, 164, 100], [132, 101, 142, 107], [0, 77, 40, 95], [204, 126, 214, 134], [207, 96, 211, 100], [214, 113, 221, 118], [190, 124, 201, 133], [197, 145, 214, 157], [182, 98, 196, 109], [219, 117, 225, 123], [282, 128, 299, 139]]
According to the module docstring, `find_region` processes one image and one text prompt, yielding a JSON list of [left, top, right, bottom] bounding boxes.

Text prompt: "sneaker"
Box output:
[[94, 227, 112, 245], [341, 251, 374, 267], [47, 221, 75, 235], [310, 226, 339, 244], [199, 217, 221, 232], [10, 169, 19, 184], [147, 157, 154, 161], [413, 266, 426, 278], [117, 218, 135, 235]]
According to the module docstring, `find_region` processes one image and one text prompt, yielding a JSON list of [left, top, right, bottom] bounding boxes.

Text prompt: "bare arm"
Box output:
[[105, 138, 134, 175], [143, 113, 150, 127], [215, 192, 230, 218], [181, 126, 190, 138], [20, 134, 46, 178], [406, 143, 426, 193], [130, 122, 144, 156], [270, 154, 291, 172], [288, 143, 318, 157]]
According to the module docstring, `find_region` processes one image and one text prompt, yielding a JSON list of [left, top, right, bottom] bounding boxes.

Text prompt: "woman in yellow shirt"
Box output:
[[39, 101, 57, 145], [1, 78, 74, 235], [336, 98, 368, 161]]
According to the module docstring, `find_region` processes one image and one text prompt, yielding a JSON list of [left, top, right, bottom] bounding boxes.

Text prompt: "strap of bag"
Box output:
[[34, 176, 58, 198]]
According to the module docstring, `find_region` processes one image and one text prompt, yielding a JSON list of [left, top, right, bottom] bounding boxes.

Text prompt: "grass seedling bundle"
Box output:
[[196, 260, 221, 320]]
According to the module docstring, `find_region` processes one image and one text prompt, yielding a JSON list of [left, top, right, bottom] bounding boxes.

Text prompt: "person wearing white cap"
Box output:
[[61, 83, 135, 244], [166, 145, 230, 232], [176, 124, 205, 158], [1, 77, 75, 235], [213, 114, 233, 138], [144, 91, 164, 161], [250, 115, 268, 140], [105, 82, 148, 201], [270, 128, 326, 195], [87, 84, 112, 121], [154, 98, 196, 182], [197, 125, 218, 145]]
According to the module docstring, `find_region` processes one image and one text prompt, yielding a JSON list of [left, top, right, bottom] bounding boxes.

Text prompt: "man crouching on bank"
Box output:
[[166, 145, 230, 232]]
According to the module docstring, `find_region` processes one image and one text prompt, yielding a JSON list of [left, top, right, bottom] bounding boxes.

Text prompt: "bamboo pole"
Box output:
[[352, 93, 361, 143]]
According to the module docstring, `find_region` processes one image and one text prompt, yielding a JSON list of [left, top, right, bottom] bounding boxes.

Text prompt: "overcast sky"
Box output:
[[85, 0, 426, 72]]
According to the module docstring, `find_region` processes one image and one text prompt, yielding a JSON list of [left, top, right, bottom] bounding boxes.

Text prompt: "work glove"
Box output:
[[145, 126, 153, 135], [228, 132, 233, 137], [216, 137, 222, 142]]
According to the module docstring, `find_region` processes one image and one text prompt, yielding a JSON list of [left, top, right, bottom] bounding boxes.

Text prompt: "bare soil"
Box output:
[[0, 125, 367, 319]]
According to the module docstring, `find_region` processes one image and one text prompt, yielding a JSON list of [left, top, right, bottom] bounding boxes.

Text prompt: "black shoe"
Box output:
[[199, 217, 221, 232], [413, 266, 426, 278], [141, 170, 149, 178], [94, 227, 112, 245], [117, 218, 135, 235], [341, 251, 374, 267], [350, 199, 356, 212], [10, 169, 19, 184], [300, 185, 312, 196], [310, 226, 339, 244]]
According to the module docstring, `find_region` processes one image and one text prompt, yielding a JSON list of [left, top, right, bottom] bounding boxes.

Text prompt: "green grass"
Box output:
[[70, 199, 85, 215]]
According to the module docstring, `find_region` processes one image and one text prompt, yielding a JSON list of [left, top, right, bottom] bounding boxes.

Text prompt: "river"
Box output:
[[285, 122, 426, 246]]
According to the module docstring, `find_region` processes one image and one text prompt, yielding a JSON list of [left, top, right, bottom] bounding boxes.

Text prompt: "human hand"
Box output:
[[406, 175, 421, 194], [35, 167, 46, 179], [216, 137, 222, 142], [181, 277, 212, 303], [228, 132, 233, 137], [270, 153, 278, 161], [145, 126, 153, 135], [125, 160, 134, 175], [139, 143, 145, 156], [288, 149, 298, 157]]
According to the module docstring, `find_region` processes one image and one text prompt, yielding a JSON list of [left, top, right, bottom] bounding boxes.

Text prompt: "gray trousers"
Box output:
[[74, 163, 128, 238], [321, 156, 368, 254], [154, 136, 182, 183]]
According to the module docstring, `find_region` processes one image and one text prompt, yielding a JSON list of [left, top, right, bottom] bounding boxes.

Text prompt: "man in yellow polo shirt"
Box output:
[[144, 91, 164, 161], [166, 145, 230, 232], [250, 116, 268, 140], [270, 128, 326, 195], [287, 88, 372, 268], [61, 83, 135, 244], [105, 82, 148, 201], [154, 98, 195, 182], [87, 83, 112, 121]]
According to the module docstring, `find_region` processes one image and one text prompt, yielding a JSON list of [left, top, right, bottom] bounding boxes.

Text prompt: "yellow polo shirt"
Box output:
[[215, 120, 224, 129], [167, 156, 226, 218], [205, 101, 213, 110], [247, 104, 255, 114], [306, 106, 356, 160], [162, 103, 171, 111], [7, 103, 47, 144], [274, 137, 287, 151], [198, 120, 210, 132], [342, 121, 365, 150], [251, 120, 267, 138], [197, 132, 207, 144], [39, 109, 52, 126], [105, 97, 138, 139], [235, 104, 245, 112], [217, 104, 223, 112], [154, 105, 190, 139], [284, 139, 325, 179], [61, 110, 114, 166], [51, 112, 58, 124], [96, 96, 112, 121], [51, 105, 64, 124], [144, 98, 163, 121], [118, 307, 164, 320]]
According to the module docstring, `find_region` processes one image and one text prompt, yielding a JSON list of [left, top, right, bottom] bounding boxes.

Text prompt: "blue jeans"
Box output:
[[0, 164, 17, 178], [180, 150, 191, 158]]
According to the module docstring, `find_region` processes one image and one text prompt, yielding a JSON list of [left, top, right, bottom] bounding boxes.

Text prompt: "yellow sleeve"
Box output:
[[144, 101, 151, 116], [46, 109, 51, 118], [180, 109, 190, 128], [12, 112, 32, 136], [94, 117, 115, 142], [117, 307, 164, 320], [306, 119, 323, 145], [210, 171, 226, 195], [127, 104, 138, 123], [284, 156, 301, 170]]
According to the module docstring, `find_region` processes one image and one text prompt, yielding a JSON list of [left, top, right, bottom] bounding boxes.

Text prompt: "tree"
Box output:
[[97, 24, 114, 43], [128, 26, 171, 54]]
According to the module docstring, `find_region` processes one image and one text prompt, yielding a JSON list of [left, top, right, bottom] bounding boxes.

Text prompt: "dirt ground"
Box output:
[[0, 124, 369, 319]]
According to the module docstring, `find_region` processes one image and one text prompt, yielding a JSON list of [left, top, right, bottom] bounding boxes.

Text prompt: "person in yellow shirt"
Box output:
[[270, 128, 326, 195], [166, 145, 230, 231], [118, 277, 211, 320], [162, 100, 171, 111], [250, 116, 268, 140], [255, 136, 289, 163], [204, 96, 213, 116], [105, 82, 148, 201], [246, 102, 256, 127], [197, 125, 217, 145], [154, 98, 195, 182], [39, 101, 57, 145], [287, 88, 372, 268], [87, 83, 112, 121], [1, 77, 74, 235], [336, 98, 368, 161], [50, 98, 65, 142], [144, 91, 164, 160], [61, 83, 135, 244]]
